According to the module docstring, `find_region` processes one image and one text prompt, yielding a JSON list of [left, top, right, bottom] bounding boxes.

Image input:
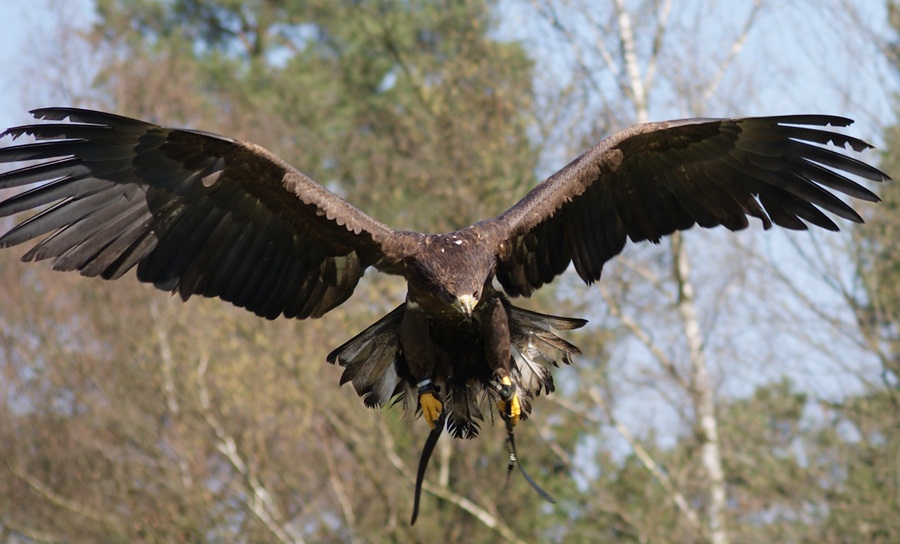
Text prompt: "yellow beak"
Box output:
[[456, 294, 477, 318]]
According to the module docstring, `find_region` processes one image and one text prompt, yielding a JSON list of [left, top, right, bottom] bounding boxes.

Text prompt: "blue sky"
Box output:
[[0, 0, 94, 130], [0, 1, 894, 135]]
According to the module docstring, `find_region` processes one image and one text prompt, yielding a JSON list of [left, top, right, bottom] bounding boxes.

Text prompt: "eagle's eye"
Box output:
[[438, 289, 454, 304]]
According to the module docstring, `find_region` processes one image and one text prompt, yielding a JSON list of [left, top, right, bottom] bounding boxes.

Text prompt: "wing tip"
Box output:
[[763, 114, 855, 128]]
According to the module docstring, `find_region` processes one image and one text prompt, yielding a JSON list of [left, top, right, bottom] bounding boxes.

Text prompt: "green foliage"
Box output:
[[92, 0, 538, 232], [810, 391, 900, 543]]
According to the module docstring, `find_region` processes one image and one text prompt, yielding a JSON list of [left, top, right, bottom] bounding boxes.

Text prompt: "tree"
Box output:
[[501, 1, 896, 542], [0, 1, 554, 542], [1, 0, 896, 542]]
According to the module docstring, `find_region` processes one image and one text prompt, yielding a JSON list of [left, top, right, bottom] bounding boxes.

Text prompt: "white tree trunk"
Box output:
[[614, 4, 730, 542], [672, 232, 730, 544]]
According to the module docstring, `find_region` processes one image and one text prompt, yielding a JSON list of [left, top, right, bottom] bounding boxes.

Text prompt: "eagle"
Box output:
[[0, 108, 889, 439]]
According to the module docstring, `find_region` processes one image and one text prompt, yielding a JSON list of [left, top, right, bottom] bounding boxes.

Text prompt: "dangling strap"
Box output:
[[505, 418, 555, 504], [410, 411, 446, 525]]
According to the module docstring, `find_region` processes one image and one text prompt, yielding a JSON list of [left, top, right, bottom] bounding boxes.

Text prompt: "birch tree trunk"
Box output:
[[607, 3, 734, 541], [526, 1, 764, 541], [672, 232, 729, 544]]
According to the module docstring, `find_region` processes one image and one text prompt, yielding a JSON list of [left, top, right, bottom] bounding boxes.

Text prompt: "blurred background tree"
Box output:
[[0, 0, 896, 542]]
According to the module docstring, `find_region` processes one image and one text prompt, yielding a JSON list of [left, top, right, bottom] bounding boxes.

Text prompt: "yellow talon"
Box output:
[[497, 376, 521, 425], [419, 391, 443, 429]]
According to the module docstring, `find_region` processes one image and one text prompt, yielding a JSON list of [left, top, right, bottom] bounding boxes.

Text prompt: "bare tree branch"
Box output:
[[548, 392, 705, 536], [645, 0, 674, 91], [5, 463, 119, 529], [149, 299, 194, 490], [0, 516, 64, 544], [375, 422, 530, 544], [318, 428, 362, 544], [698, 0, 762, 108], [531, 421, 645, 540], [196, 352, 307, 544], [599, 283, 688, 388]]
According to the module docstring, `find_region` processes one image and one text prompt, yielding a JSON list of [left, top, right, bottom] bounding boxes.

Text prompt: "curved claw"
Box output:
[[419, 391, 443, 429], [497, 376, 521, 425]]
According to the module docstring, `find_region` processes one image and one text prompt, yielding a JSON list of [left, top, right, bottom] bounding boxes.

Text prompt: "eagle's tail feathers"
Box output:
[[445, 382, 485, 439]]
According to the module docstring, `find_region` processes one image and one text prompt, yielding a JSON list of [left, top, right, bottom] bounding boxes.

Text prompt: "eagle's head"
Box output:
[[406, 231, 497, 322]]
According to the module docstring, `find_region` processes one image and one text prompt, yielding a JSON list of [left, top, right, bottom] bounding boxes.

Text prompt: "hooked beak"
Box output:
[[456, 294, 478, 319]]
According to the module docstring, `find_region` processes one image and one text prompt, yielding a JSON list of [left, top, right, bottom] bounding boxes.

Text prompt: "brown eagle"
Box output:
[[0, 109, 888, 439]]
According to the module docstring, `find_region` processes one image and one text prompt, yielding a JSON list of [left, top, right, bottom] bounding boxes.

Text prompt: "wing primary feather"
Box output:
[[748, 114, 853, 127], [0, 123, 119, 143], [3, 189, 117, 250], [24, 190, 142, 266], [0, 177, 111, 217], [0, 158, 94, 189], [785, 156, 880, 202], [757, 190, 811, 231], [0, 139, 133, 163], [778, 170, 863, 223], [742, 137, 885, 181], [767, 125, 874, 153], [29, 107, 156, 131], [80, 206, 154, 277]]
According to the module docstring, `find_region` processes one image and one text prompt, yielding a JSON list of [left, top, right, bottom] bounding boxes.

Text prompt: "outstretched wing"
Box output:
[[0, 108, 410, 319], [494, 115, 889, 296]]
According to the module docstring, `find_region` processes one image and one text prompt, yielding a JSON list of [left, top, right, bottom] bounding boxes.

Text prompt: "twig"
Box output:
[[375, 422, 529, 544], [196, 352, 306, 544]]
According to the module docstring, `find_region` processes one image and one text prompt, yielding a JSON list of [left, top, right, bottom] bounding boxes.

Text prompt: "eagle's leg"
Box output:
[[482, 295, 520, 425], [401, 302, 442, 428]]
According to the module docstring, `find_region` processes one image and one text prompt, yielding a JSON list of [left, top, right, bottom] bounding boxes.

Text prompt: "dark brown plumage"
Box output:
[[0, 108, 889, 438]]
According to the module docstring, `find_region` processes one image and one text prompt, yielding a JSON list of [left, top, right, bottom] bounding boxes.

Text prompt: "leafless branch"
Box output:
[[531, 420, 644, 535], [528, 0, 617, 96], [149, 300, 194, 489], [6, 463, 119, 528], [319, 429, 362, 544], [196, 352, 307, 544], [645, 0, 674, 91], [599, 283, 687, 388], [375, 422, 529, 544], [699, 0, 762, 107], [0, 516, 64, 544], [548, 391, 705, 536]]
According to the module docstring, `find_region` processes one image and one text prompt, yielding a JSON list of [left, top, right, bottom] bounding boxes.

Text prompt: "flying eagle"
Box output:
[[0, 109, 888, 439]]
